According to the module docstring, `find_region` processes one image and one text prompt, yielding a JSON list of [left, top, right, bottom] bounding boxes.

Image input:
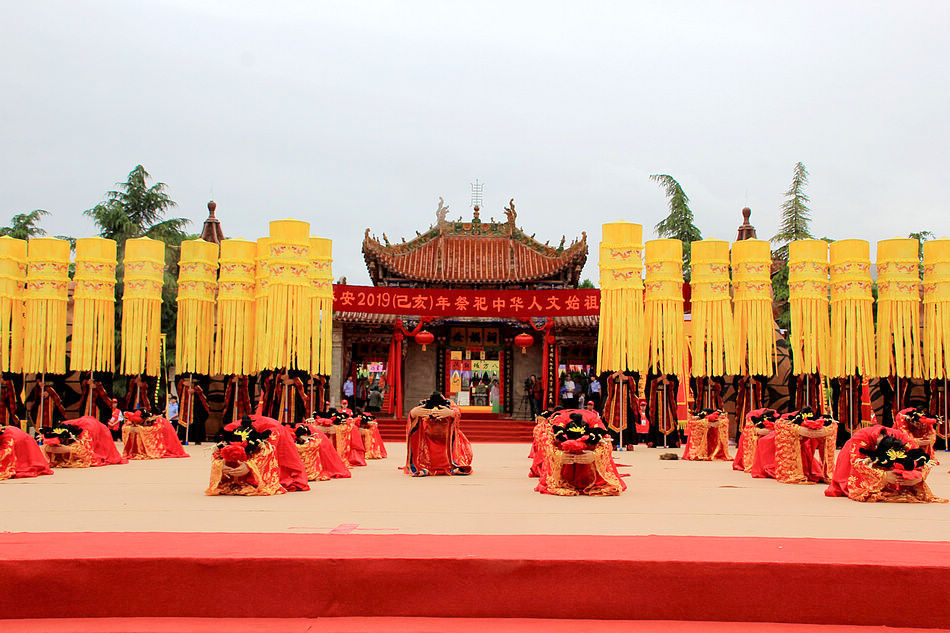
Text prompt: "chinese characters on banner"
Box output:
[[333, 284, 600, 317]]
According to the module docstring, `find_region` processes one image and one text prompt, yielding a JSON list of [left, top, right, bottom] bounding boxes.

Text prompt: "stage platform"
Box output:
[[2, 442, 950, 630]]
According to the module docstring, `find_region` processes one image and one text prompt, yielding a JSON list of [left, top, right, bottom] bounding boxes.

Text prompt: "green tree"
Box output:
[[909, 230, 935, 276], [650, 174, 702, 279], [0, 209, 49, 239], [85, 165, 190, 362], [770, 162, 813, 260], [578, 278, 595, 289]]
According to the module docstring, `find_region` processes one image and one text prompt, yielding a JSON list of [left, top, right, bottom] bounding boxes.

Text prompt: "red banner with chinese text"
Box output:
[[333, 284, 600, 317]]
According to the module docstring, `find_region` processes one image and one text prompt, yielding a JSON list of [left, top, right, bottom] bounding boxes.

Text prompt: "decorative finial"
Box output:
[[208, 200, 217, 217], [470, 179, 484, 209]]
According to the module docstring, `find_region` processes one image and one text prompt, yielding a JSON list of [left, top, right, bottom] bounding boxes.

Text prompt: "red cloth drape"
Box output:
[[382, 318, 431, 419]]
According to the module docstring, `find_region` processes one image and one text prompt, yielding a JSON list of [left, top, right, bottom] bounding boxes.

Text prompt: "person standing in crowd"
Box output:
[[562, 373, 576, 409], [167, 395, 179, 426], [589, 375, 602, 412], [355, 377, 369, 410], [343, 376, 355, 404], [366, 385, 383, 412], [525, 375, 539, 418]]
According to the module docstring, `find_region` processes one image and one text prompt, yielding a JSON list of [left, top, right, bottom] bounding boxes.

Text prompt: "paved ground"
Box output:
[[2, 442, 949, 539]]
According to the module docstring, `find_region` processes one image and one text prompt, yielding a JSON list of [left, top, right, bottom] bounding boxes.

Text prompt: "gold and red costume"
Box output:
[[273, 373, 308, 424], [26, 383, 67, 429], [404, 395, 473, 476], [0, 376, 24, 427], [176, 377, 210, 443], [732, 408, 777, 473], [681, 409, 731, 461], [285, 421, 351, 481], [751, 412, 837, 484], [602, 372, 636, 435], [534, 409, 625, 496], [40, 416, 126, 468], [123, 375, 154, 414], [206, 415, 310, 496], [0, 425, 52, 480], [222, 375, 254, 425], [894, 408, 939, 461], [529, 409, 560, 477], [357, 413, 387, 460], [79, 376, 113, 424], [825, 425, 946, 503], [121, 411, 189, 460]]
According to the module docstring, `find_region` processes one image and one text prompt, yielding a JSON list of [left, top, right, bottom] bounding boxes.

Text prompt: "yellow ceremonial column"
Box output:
[[876, 238, 922, 380], [264, 220, 312, 371], [690, 239, 737, 378], [24, 238, 71, 375], [645, 239, 685, 375], [254, 237, 272, 371], [70, 238, 117, 373], [829, 240, 876, 379], [0, 237, 27, 373], [215, 239, 257, 376], [923, 239, 950, 382], [596, 222, 645, 374], [309, 237, 334, 376], [176, 240, 219, 375], [731, 239, 775, 377], [788, 240, 830, 376], [121, 237, 165, 377]]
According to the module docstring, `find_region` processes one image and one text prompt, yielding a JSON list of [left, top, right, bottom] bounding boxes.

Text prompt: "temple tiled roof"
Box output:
[[362, 198, 587, 288]]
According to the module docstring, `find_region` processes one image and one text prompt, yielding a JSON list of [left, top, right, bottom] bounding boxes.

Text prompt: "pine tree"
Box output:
[[0, 209, 49, 239], [651, 174, 702, 279], [771, 162, 813, 260]]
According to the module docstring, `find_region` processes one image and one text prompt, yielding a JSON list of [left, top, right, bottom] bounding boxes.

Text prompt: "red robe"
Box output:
[[27, 385, 67, 428], [750, 419, 835, 484], [894, 412, 938, 461], [534, 409, 626, 496], [122, 416, 189, 460], [346, 419, 367, 467], [80, 380, 113, 423], [681, 412, 731, 461], [404, 402, 473, 476], [222, 376, 253, 425], [824, 425, 946, 503], [0, 426, 52, 480], [60, 416, 128, 466], [0, 378, 22, 426], [294, 422, 352, 481], [227, 416, 310, 492], [123, 376, 153, 414]]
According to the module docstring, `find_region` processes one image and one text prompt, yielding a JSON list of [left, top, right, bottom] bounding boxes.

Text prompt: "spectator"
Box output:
[[589, 377, 602, 411], [366, 386, 383, 412], [343, 377, 355, 403], [562, 374, 576, 409]]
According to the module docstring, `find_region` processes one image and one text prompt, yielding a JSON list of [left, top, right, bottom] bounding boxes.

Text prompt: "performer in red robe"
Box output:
[[273, 371, 309, 425], [529, 407, 563, 477], [893, 407, 939, 460], [602, 371, 637, 446], [222, 375, 254, 426], [0, 425, 52, 480], [79, 372, 113, 424], [356, 411, 387, 460], [825, 425, 946, 503], [121, 410, 189, 460], [284, 418, 351, 481], [338, 401, 367, 467], [404, 393, 473, 476], [534, 409, 625, 496], [25, 378, 67, 429], [751, 409, 837, 484], [733, 408, 777, 473], [176, 376, 210, 445], [0, 374, 24, 427], [123, 374, 154, 415], [206, 414, 310, 495], [682, 408, 731, 461], [38, 416, 126, 468]]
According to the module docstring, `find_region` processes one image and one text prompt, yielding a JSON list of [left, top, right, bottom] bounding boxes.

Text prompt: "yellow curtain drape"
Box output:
[[732, 239, 775, 377], [215, 239, 257, 376], [828, 239, 876, 378], [596, 222, 645, 374], [0, 237, 27, 373], [309, 237, 334, 376], [254, 237, 272, 372], [24, 238, 70, 374], [644, 238, 685, 375], [788, 239, 830, 376], [923, 238, 950, 381], [70, 237, 117, 373], [121, 237, 165, 376], [176, 239, 218, 375], [876, 238, 922, 378], [262, 220, 312, 371], [690, 239, 737, 377]]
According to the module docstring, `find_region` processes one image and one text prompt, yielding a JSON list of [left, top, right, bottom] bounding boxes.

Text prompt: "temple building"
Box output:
[[330, 198, 596, 418]]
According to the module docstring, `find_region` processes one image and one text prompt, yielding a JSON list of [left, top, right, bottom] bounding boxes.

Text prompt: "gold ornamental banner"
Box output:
[[732, 239, 774, 377], [309, 236, 333, 376], [788, 239, 830, 376], [876, 238, 922, 378], [176, 239, 219, 375], [262, 220, 312, 371], [24, 238, 71, 374], [596, 221, 645, 374], [644, 238, 685, 375], [70, 237, 117, 373], [121, 237, 165, 376], [254, 237, 272, 372], [828, 239, 875, 378], [215, 239, 257, 376], [0, 237, 26, 373], [923, 238, 950, 380], [690, 239, 737, 377]]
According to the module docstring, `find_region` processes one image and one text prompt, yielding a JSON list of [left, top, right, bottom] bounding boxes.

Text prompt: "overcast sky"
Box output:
[[2, 1, 947, 284]]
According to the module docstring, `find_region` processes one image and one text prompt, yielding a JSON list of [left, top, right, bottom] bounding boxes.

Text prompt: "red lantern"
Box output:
[[414, 330, 435, 351], [514, 332, 534, 355]]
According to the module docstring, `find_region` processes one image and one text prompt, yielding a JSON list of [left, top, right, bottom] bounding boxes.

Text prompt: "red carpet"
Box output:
[[1, 533, 949, 628], [376, 416, 534, 442], [1, 618, 945, 633]]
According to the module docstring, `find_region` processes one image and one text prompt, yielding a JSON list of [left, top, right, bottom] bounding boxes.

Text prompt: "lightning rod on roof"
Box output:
[[470, 179, 484, 210]]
